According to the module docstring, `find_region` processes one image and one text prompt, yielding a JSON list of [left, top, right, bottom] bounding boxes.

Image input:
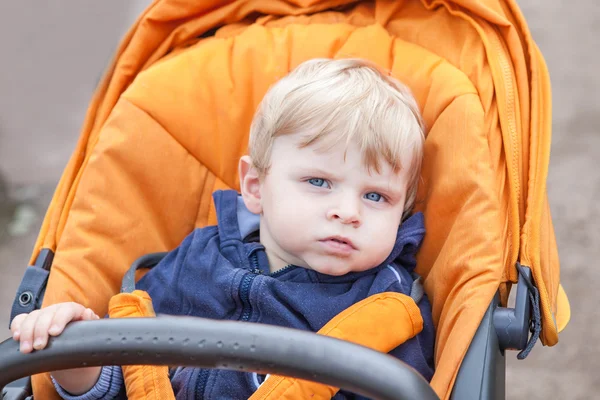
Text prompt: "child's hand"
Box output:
[[10, 303, 103, 395], [10, 302, 99, 353]]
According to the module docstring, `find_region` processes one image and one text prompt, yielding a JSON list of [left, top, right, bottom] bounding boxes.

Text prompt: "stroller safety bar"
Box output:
[[0, 316, 439, 400]]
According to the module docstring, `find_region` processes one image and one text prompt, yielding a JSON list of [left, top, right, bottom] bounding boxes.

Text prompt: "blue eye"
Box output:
[[365, 192, 383, 202], [308, 178, 329, 188]]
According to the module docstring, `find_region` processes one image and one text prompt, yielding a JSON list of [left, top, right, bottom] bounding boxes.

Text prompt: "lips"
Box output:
[[319, 236, 357, 255], [324, 236, 357, 248]]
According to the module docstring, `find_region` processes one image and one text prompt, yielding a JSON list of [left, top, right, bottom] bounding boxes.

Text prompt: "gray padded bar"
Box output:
[[0, 316, 439, 400], [450, 294, 505, 400]]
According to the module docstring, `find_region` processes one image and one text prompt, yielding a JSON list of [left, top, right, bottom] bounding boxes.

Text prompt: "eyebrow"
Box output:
[[295, 167, 341, 180]]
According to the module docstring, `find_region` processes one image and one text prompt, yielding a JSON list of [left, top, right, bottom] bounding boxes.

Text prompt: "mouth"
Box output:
[[319, 236, 357, 254]]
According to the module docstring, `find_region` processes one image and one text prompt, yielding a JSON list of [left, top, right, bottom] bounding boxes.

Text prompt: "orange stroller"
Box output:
[[0, 0, 570, 398]]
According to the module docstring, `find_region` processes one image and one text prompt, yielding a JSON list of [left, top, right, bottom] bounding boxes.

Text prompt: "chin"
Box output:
[[316, 269, 347, 276], [303, 254, 373, 276], [310, 263, 355, 276]]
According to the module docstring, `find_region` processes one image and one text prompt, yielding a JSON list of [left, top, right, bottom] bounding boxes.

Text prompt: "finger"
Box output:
[[32, 306, 59, 350], [77, 307, 98, 322], [10, 313, 28, 340], [47, 302, 88, 337], [18, 311, 41, 353]]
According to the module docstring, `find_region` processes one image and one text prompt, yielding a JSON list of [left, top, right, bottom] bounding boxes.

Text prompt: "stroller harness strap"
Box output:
[[105, 290, 423, 400]]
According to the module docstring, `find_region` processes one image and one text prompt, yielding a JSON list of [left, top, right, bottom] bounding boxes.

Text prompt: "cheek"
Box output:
[[262, 183, 315, 237], [363, 212, 402, 257], [264, 180, 316, 216]]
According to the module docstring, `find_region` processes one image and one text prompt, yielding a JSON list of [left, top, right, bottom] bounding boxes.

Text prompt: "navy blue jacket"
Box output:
[[130, 190, 433, 399]]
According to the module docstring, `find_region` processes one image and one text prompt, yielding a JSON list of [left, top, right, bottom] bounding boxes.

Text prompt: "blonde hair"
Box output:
[[248, 58, 425, 216]]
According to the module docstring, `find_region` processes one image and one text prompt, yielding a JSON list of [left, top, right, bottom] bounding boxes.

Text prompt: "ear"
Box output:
[[239, 155, 263, 214]]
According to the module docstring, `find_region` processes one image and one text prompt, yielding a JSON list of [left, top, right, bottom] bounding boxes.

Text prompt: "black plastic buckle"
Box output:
[[8, 249, 54, 328], [493, 263, 542, 358]]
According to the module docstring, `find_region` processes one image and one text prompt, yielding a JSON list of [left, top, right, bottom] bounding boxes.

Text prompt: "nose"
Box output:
[[327, 197, 361, 227]]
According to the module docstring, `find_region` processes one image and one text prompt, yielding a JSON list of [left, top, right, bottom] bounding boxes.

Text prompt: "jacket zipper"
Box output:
[[195, 369, 209, 400], [270, 264, 294, 278], [241, 252, 263, 320], [195, 256, 262, 399]]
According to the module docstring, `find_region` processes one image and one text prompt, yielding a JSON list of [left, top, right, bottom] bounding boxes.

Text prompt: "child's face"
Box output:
[[242, 134, 411, 275]]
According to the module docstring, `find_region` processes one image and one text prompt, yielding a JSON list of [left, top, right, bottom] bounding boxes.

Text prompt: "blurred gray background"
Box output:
[[0, 1, 597, 398]]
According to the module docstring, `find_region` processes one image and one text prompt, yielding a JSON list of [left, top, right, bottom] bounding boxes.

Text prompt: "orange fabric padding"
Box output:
[[249, 292, 423, 400], [30, 1, 569, 399], [107, 290, 175, 400]]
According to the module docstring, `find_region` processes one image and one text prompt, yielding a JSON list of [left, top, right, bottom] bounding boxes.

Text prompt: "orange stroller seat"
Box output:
[[6, 0, 569, 399]]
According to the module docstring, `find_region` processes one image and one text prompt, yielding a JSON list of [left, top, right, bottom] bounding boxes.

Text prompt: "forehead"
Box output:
[[269, 133, 408, 182]]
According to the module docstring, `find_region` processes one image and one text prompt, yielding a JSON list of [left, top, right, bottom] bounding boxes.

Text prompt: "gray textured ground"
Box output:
[[0, 1, 598, 398]]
